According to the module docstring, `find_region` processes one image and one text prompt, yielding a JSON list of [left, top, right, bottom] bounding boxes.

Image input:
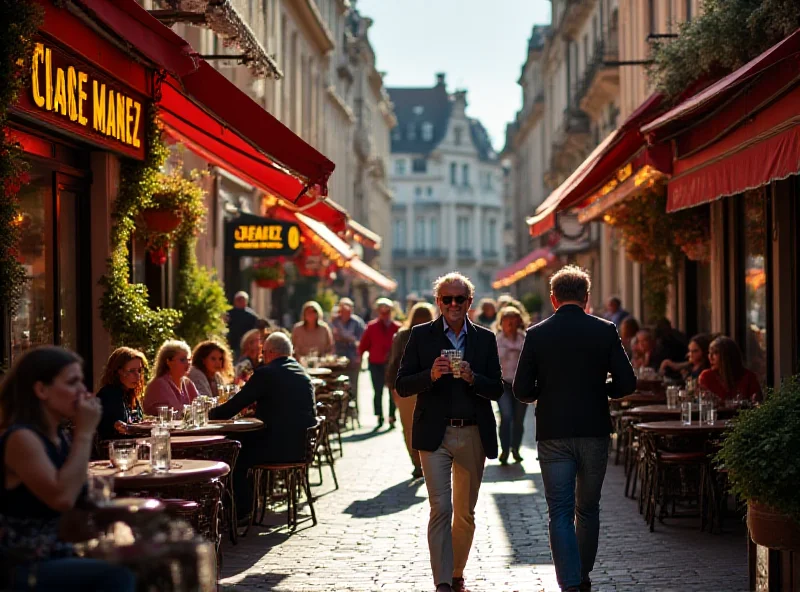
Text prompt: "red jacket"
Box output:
[[358, 319, 400, 365], [698, 368, 762, 402]]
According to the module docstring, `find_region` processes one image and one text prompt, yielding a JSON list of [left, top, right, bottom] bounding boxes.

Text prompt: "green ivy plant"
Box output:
[[648, 0, 800, 99], [716, 375, 800, 521], [100, 112, 228, 359], [0, 1, 43, 317]]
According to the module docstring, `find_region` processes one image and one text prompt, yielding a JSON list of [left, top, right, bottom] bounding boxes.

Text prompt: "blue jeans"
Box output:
[[13, 558, 135, 591], [537, 437, 609, 591], [498, 383, 527, 452]]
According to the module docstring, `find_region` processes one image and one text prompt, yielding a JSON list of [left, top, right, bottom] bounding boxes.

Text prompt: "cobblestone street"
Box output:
[[220, 373, 749, 592]]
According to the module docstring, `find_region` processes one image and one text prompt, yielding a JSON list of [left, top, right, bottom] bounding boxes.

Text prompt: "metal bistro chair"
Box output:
[[248, 419, 322, 532], [314, 403, 339, 490]]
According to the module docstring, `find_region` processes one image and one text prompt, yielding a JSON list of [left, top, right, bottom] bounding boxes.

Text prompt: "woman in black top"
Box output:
[[95, 347, 148, 441], [0, 346, 135, 590]]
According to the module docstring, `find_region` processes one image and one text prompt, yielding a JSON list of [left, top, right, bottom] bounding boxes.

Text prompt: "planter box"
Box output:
[[748, 501, 800, 552]]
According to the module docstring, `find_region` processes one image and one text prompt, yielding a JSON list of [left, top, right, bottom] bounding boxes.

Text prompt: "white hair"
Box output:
[[234, 291, 250, 302], [264, 332, 293, 357], [433, 272, 475, 299]]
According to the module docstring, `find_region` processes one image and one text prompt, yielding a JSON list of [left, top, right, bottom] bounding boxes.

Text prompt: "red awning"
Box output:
[[72, 0, 337, 210], [492, 248, 557, 289], [643, 28, 800, 141], [347, 259, 397, 292], [295, 213, 356, 264], [666, 84, 800, 212], [528, 93, 667, 237]]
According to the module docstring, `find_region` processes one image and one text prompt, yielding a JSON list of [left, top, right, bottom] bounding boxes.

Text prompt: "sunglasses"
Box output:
[[441, 295, 468, 305]]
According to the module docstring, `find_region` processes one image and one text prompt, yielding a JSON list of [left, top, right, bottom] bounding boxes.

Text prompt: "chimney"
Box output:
[[436, 72, 446, 87], [451, 89, 468, 117]]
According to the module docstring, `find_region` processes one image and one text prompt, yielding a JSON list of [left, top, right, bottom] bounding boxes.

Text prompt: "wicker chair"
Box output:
[[248, 419, 322, 532], [313, 402, 339, 490], [171, 439, 242, 545]]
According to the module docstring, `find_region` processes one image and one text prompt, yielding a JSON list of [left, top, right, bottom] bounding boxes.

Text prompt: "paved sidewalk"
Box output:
[[220, 371, 748, 591]]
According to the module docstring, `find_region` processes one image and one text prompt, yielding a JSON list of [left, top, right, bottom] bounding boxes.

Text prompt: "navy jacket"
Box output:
[[396, 317, 504, 458], [513, 304, 637, 441], [209, 356, 316, 462]]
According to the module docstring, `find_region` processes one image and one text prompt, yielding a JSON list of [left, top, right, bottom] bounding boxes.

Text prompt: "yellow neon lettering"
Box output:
[[67, 66, 78, 122], [132, 101, 141, 148], [116, 92, 125, 142], [45, 48, 52, 111], [106, 89, 116, 138], [53, 67, 67, 116], [32, 43, 45, 108], [125, 96, 133, 145], [77, 71, 88, 126], [93, 81, 106, 133]]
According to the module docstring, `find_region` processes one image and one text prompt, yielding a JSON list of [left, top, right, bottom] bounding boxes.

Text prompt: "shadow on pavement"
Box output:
[[481, 462, 532, 483], [343, 478, 427, 518], [220, 572, 289, 591], [340, 429, 385, 444], [491, 472, 552, 566]]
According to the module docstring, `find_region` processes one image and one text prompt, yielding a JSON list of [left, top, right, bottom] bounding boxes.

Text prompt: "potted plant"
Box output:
[[716, 375, 800, 551]]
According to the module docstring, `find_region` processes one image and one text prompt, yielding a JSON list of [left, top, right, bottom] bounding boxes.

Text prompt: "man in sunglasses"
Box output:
[[396, 272, 504, 592]]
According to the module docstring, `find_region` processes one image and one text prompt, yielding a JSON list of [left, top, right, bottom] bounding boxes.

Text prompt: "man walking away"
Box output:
[[331, 297, 366, 402], [513, 266, 636, 592], [397, 273, 504, 592], [227, 291, 259, 359], [359, 298, 401, 429]]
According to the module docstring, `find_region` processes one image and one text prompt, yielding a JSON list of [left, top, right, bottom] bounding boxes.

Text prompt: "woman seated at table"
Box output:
[[659, 334, 711, 381], [699, 336, 762, 402], [142, 340, 199, 415], [0, 346, 136, 591], [95, 347, 148, 441], [234, 329, 262, 384], [291, 301, 334, 358], [189, 341, 233, 398]]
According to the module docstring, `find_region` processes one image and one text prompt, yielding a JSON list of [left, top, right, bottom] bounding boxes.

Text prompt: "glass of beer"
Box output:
[[442, 349, 463, 379]]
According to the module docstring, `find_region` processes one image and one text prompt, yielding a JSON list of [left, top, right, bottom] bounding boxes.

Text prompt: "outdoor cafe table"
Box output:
[[635, 419, 731, 436], [628, 405, 738, 420], [115, 418, 263, 437], [88, 459, 230, 491], [306, 367, 332, 377]]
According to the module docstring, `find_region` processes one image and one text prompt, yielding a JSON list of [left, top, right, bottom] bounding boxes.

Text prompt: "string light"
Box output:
[[492, 257, 549, 290]]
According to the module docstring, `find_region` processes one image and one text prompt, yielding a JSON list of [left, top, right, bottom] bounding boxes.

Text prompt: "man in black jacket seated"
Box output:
[[209, 332, 316, 521], [396, 272, 504, 592], [513, 265, 636, 592]]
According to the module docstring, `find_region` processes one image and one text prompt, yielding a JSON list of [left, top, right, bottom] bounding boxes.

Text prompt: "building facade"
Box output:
[[388, 74, 503, 301]]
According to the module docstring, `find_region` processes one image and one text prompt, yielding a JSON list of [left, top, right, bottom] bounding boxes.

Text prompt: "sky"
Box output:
[[357, 0, 552, 152]]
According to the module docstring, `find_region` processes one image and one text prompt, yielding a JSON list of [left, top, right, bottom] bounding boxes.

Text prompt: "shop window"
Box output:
[[741, 189, 769, 386]]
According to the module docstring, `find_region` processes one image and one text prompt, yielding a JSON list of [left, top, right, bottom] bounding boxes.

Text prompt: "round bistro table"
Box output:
[[635, 419, 731, 435], [115, 418, 263, 437]]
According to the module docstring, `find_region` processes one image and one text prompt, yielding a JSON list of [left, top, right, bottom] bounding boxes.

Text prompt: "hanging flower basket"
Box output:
[[255, 278, 285, 289], [680, 240, 710, 263], [141, 208, 183, 234]]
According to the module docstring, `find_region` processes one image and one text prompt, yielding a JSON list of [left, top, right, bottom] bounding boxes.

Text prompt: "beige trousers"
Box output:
[[419, 426, 486, 586], [392, 390, 421, 469]]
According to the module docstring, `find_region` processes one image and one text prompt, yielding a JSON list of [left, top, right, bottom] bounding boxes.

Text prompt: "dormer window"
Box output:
[[454, 127, 463, 146], [407, 123, 416, 140], [421, 122, 434, 141], [413, 105, 424, 115]]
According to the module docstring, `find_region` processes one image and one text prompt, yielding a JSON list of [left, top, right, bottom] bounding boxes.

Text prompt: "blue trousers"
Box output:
[[537, 437, 609, 591], [497, 383, 527, 452], [13, 557, 135, 591]]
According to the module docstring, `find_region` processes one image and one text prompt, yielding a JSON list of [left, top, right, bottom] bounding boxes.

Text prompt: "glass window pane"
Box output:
[[58, 188, 79, 351], [11, 163, 54, 362], [742, 189, 768, 385]]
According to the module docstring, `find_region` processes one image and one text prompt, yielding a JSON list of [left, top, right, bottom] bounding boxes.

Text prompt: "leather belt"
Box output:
[[446, 418, 477, 427]]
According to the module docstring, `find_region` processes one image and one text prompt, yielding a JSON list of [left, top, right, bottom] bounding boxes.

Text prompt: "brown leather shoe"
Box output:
[[452, 577, 471, 592]]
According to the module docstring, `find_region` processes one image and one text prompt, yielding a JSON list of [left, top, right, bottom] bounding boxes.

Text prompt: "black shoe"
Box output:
[[387, 416, 396, 429], [412, 466, 423, 479], [579, 579, 591, 591], [373, 416, 383, 430], [512, 448, 524, 463], [498, 449, 509, 465]]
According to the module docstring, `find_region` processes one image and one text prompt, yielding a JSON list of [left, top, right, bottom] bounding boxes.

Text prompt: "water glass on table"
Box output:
[[150, 425, 171, 472], [88, 474, 114, 505], [680, 400, 693, 425], [109, 441, 139, 472], [666, 386, 680, 409], [157, 405, 172, 427]]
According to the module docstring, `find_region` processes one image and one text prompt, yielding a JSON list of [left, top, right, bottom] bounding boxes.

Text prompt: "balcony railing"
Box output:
[[482, 250, 500, 260], [394, 248, 447, 261]]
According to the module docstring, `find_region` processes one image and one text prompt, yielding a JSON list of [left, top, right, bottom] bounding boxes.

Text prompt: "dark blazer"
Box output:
[[513, 304, 637, 441], [96, 384, 142, 441], [209, 356, 316, 462], [396, 317, 504, 458]]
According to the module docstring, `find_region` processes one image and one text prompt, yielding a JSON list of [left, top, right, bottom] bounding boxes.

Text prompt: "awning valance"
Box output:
[[347, 259, 397, 292], [295, 213, 356, 266], [528, 93, 666, 237], [492, 248, 557, 290], [346, 219, 382, 250]]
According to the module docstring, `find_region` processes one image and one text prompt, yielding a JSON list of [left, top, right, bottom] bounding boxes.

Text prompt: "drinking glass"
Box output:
[[109, 441, 139, 471], [150, 426, 171, 472], [192, 398, 208, 427], [182, 404, 194, 428], [666, 386, 679, 409], [157, 406, 171, 427], [681, 401, 693, 425], [88, 474, 114, 505]]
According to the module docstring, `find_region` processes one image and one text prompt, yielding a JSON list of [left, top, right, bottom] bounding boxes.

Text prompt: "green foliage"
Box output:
[[648, 0, 800, 99], [100, 112, 227, 359], [174, 237, 228, 348], [99, 111, 181, 361], [0, 1, 43, 316], [246, 263, 284, 282], [521, 292, 544, 314], [716, 375, 800, 520], [313, 288, 338, 313]]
